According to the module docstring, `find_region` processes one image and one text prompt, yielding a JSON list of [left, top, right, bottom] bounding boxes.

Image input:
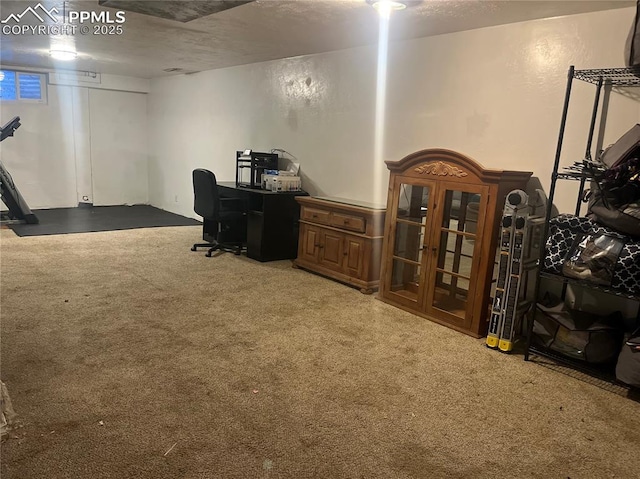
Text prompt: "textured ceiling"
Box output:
[[97, 0, 255, 23], [0, 0, 634, 79]]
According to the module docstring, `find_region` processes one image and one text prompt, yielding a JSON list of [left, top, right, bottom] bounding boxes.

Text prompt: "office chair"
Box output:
[[190, 168, 247, 257]]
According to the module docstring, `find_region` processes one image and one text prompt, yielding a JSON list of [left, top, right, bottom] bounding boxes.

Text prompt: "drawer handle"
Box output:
[[344, 219, 350, 224], [312, 214, 318, 218]]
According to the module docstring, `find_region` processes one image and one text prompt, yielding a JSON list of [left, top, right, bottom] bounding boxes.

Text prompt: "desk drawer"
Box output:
[[302, 207, 331, 225], [330, 212, 365, 233]]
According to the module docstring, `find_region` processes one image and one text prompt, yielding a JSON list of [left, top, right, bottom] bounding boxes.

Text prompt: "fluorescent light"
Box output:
[[50, 50, 77, 61]]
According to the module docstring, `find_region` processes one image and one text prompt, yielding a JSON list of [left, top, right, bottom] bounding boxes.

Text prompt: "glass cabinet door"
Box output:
[[426, 186, 484, 322], [385, 180, 434, 306]]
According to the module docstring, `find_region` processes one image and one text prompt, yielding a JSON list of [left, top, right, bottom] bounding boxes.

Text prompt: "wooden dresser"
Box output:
[[294, 196, 386, 294]]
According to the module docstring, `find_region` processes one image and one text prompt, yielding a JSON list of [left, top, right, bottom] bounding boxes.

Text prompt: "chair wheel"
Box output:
[[205, 251, 212, 257], [191, 246, 197, 251]]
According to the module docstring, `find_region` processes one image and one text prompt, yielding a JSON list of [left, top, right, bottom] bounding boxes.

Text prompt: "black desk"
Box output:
[[217, 182, 309, 262]]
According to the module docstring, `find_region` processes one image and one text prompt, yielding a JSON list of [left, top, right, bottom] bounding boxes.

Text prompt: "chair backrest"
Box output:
[[192, 168, 220, 220]]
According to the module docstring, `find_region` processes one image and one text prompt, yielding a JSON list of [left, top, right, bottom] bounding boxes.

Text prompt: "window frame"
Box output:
[[0, 69, 48, 104]]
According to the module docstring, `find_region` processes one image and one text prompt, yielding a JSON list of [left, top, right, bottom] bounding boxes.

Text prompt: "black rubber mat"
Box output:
[[8, 205, 200, 237]]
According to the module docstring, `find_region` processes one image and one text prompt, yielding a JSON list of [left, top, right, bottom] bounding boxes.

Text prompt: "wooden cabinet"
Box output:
[[378, 149, 532, 338], [294, 197, 386, 293]]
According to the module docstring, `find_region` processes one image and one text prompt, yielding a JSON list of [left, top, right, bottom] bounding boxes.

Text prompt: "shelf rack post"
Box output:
[[574, 75, 604, 215], [524, 65, 575, 361]]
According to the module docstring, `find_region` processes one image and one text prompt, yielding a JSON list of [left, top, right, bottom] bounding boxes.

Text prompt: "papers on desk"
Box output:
[[262, 173, 302, 192]]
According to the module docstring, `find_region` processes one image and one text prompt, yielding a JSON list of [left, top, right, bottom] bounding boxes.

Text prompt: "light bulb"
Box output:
[[369, 0, 408, 15], [50, 50, 77, 61]]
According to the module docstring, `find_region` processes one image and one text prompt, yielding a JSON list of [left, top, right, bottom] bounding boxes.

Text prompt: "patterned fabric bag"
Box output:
[[544, 215, 597, 274], [544, 214, 640, 295]]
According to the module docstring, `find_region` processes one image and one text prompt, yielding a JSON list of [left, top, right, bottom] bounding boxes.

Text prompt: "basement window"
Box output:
[[0, 70, 47, 103]]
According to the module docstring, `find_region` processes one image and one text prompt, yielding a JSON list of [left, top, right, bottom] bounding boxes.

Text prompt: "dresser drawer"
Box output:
[[330, 212, 365, 233], [302, 207, 331, 225]]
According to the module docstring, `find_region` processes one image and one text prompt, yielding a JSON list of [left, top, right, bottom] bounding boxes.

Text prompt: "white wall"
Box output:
[[89, 88, 148, 206], [1, 84, 77, 209], [0, 73, 149, 209], [148, 7, 639, 220]]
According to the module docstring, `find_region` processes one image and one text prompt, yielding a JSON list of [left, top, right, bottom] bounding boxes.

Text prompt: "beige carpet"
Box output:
[[1, 225, 638, 479]]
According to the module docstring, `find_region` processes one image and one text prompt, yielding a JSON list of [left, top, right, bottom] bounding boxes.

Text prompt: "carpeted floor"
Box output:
[[7, 205, 200, 237], [1, 225, 639, 479]]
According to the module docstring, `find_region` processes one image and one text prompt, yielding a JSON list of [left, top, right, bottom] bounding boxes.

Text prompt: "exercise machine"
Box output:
[[0, 116, 38, 224]]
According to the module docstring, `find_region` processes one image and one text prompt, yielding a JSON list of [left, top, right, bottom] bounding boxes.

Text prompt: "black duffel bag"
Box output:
[[625, 0, 640, 67], [586, 125, 640, 238]]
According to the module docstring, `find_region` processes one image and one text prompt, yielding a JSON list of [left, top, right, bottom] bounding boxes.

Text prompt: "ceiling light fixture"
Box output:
[[367, 0, 408, 15], [370, 1, 407, 11], [50, 49, 77, 61]]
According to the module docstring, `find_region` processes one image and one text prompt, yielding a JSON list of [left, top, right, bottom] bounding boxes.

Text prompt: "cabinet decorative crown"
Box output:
[[414, 161, 468, 177]]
